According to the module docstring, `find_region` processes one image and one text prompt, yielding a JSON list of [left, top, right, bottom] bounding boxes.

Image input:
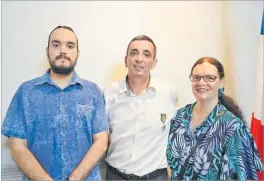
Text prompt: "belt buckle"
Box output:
[[128, 175, 138, 180], [128, 175, 140, 180]]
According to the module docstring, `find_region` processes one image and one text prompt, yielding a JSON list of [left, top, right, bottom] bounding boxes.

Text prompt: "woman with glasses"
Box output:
[[166, 57, 263, 180]]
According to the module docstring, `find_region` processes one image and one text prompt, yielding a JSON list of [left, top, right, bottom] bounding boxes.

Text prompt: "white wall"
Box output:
[[222, 1, 263, 125], [1, 1, 263, 167]]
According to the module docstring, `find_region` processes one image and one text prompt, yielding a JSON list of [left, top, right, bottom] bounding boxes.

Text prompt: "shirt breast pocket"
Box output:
[[76, 103, 93, 130]]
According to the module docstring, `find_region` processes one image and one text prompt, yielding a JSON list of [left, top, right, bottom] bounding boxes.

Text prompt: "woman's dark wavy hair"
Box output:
[[191, 57, 244, 121]]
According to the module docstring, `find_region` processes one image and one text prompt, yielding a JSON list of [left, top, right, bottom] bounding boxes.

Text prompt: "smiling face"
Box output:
[[125, 40, 157, 78], [191, 62, 224, 103]]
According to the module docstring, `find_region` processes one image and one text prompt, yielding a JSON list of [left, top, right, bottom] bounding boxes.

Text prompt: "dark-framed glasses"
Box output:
[[189, 75, 217, 82]]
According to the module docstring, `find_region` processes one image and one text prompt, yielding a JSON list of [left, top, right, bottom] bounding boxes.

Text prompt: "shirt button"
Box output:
[[63, 141, 67, 145], [61, 105, 66, 112]]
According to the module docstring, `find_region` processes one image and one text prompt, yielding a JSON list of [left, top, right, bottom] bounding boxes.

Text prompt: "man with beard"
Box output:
[[1, 26, 109, 181]]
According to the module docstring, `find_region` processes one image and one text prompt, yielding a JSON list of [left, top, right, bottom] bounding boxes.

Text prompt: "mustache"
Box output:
[[55, 54, 71, 61]]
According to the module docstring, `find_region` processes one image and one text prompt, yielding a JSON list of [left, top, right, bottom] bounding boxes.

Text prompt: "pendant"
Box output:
[[161, 124, 166, 131], [160, 113, 167, 131]]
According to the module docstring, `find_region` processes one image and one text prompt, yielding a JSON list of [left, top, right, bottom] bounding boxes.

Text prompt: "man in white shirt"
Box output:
[[104, 35, 178, 180]]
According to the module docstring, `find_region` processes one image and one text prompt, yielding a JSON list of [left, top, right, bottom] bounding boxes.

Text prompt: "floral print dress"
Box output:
[[167, 103, 264, 180]]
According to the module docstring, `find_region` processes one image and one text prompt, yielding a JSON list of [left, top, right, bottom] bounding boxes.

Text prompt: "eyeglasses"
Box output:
[[189, 75, 217, 82]]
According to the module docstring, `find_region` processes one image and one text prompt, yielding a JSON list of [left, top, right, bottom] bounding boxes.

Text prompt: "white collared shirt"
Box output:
[[104, 77, 178, 176]]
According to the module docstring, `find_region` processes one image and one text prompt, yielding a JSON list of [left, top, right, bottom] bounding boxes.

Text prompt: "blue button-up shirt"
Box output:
[[2, 69, 109, 180]]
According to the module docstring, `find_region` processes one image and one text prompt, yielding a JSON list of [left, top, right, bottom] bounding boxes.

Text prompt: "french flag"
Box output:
[[250, 8, 264, 180]]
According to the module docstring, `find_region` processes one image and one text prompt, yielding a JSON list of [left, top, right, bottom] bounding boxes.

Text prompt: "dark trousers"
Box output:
[[106, 163, 168, 180]]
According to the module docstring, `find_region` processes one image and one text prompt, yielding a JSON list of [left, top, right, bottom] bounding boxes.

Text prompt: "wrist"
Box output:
[[69, 170, 82, 180]]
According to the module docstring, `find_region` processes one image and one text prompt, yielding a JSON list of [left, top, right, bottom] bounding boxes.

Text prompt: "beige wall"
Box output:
[[1, 1, 263, 167]]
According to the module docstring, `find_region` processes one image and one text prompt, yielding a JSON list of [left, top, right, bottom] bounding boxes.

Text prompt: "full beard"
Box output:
[[48, 54, 77, 75], [49, 61, 76, 75]]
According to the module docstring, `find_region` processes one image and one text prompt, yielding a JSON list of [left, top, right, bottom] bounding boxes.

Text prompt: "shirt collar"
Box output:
[[34, 69, 83, 87], [188, 101, 227, 127], [118, 75, 157, 94]]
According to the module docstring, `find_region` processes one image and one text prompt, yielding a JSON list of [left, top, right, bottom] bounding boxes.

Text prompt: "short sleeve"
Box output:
[[221, 124, 264, 180], [91, 85, 109, 135], [1, 86, 27, 139]]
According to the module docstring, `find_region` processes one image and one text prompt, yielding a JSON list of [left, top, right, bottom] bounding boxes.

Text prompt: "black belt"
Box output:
[[107, 163, 166, 180]]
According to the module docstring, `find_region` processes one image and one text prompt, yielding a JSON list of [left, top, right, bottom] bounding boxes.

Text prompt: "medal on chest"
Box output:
[[160, 113, 167, 131]]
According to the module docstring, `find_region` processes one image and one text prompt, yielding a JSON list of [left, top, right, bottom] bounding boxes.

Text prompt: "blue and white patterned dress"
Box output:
[[167, 103, 264, 180]]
